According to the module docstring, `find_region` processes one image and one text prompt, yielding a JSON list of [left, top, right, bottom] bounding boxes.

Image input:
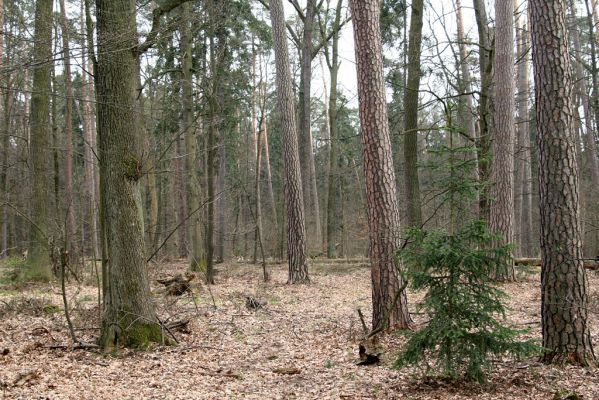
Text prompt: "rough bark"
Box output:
[[325, 0, 343, 259], [472, 0, 492, 224], [28, 0, 53, 279], [80, 1, 99, 261], [59, 0, 75, 254], [181, 4, 206, 273], [515, 13, 534, 258], [270, 0, 309, 284], [582, 0, 599, 256], [455, 0, 476, 147], [530, 0, 596, 366], [350, 0, 412, 330], [95, 0, 160, 349], [489, 0, 516, 281], [0, 0, 9, 257], [298, 0, 322, 249], [402, 0, 424, 228]]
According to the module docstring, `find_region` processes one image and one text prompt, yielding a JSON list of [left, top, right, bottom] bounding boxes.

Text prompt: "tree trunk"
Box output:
[[59, 0, 75, 255], [28, 0, 53, 279], [270, 0, 309, 284], [489, 0, 516, 280], [582, 0, 599, 256], [350, 0, 412, 330], [215, 114, 226, 264], [530, 0, 595, 366], [298, 0, 322, 250], [95, 0, 160, 349], [472, 0, 492, 224], [325, 0, 343, 259], [181, 3, 206, 273], [0, 0, 9, 257], [515, 14, 534, 258], [402, 0, 424, 228], [80, 2, 99, 261]]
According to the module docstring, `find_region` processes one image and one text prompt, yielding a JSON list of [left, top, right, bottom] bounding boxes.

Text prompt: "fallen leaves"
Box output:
[[0, 261, 598, 399]]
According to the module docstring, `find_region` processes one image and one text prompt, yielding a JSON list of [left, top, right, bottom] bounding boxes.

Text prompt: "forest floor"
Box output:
[[1, 259, 599, 399]]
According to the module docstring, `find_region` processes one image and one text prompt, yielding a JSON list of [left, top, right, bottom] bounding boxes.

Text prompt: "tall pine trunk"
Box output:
[[530, 0, 595, 366], [490, 0, 516, 280], [350, 0, 412, 330], [270, 0, 309, 283]]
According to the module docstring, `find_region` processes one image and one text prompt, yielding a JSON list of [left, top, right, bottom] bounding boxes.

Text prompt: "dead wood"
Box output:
[[157, 273, 195, 296], [245, 296, 267, 310]]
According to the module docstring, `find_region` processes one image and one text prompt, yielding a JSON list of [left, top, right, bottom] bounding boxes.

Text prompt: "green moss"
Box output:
[[42, 304, 60, 314], [123, 153, 142, 181], [126, 322, 167, 349], [189, 257, 207, 273]]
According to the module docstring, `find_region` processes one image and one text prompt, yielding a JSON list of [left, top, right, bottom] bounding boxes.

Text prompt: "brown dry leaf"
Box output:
[[1, 260, 599, 399]]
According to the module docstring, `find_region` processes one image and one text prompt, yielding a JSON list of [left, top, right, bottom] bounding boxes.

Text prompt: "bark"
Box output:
[[515, 12, 534, 258], [530, 0, 595, 366], [95, 0, 160, 349], [350, 0, 412, 330], [0, 0, 8, 257], [472, 0, 492, 223], [181, 4, 206, 273], [29, 0, 53, 279], [215, 115, 226, 263], [253, 81, 265, 265], [582, 0, 599, 256], [205, 1, 229, 283], [80, 1, 99, 261], [270, 0, 309, 284], [298, 0, 322, 248], [59, 0, 75, 253], [402, 0, 424, 228], [489, 0, 516, 280], [325, 0, 343, 258], [455, 0, 476, 147]]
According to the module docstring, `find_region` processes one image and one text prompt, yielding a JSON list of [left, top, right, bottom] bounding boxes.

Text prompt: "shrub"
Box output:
[[395, 221, 541, 383]]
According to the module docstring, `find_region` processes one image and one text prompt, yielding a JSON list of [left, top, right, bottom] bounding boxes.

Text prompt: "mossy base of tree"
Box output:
[[100, 321, 173, 351]]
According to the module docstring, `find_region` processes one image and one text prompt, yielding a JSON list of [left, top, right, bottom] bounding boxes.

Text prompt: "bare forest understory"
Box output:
[[1, 261, 599, 399]]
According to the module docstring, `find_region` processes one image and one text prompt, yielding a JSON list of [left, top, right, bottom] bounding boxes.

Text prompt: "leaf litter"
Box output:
[[0, 261, 598, 399]]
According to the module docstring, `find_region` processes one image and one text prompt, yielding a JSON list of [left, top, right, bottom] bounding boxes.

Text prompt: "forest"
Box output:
[[0, 0, 598, 398]]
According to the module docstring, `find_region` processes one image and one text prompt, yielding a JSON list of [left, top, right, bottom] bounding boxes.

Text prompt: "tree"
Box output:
[[514, 6, 534, 257], [322, 0, 344, 258], [472, 0, 492, 224], [58, 0, 75, 255], [269, 0, 310, 284], [95, 0, 161, 348], [350, 0, 412, 330], [180, 4, 206, 275], [28, 0, 53, 279], [489, 0, 516, 280], [297, 0, 322, 249], [403, 0, 424, 228], [529, 0, 595, 365]]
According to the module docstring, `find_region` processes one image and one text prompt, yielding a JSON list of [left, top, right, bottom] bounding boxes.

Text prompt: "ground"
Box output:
[[1, 260, 598, 399]]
